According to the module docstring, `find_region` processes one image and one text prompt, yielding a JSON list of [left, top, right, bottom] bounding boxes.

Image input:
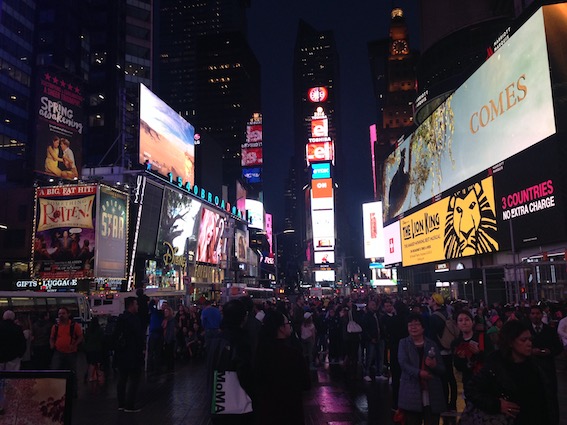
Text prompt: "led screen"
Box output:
[[139, 84, 195, 186], [362, 201, 385, 259], [246, 124, 262, 143], [96, 186, 128, 278], [196, 207, 226, 265], [312, 163, 331, 179], [156, 188, 202, 264], [315, 269, 335, 283], [306, 141, 334, 164], [242, 167, 262, 184], [312, 209, 335, 251], [241, 147, 263, 167], [235, 228, 249, 263], [311, 117, 328, 138], [383, 9, 555, 223], [383, 221, 402, 266], [245, 199, 264, 230], [314, 251, 335, 264]]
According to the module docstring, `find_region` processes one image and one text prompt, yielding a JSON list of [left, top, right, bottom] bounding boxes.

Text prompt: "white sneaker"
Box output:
[[363, 375, 372, 382]]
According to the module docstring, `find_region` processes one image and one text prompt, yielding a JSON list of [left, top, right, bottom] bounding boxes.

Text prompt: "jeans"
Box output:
[[364, 340, 384, 376], [51, 350, 78, 396]]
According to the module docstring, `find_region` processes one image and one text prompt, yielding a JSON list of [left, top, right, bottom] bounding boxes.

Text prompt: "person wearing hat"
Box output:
[[300, 311, 317, 368], [428, 294, 458, 413]]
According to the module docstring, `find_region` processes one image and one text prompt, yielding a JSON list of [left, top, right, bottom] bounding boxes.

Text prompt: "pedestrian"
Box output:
[[325, 306, 342, 363], [147, 298, 164, 373], [386, 300, 409, 410], [342, 299, 362, 374], [427, 293, 458, 413], [114, 296, 145, 413], [136, 287, 150, 331], [207, 299, 255, 425], [83, 316, 105, 383], [162, 305, 176, 372], [31, 311, 53, 369], [452, 310, 484, 397], [0, 310, 26, 415], [50, 306, 83, 397], [527, 305, 562, 424], [362, 300, 387, 381], [254, 310, 310, 425], [201, 299, 221, 349], [464, 319, 556, 425], [398, 312, 446, 425], [301, 311, 317, 368]]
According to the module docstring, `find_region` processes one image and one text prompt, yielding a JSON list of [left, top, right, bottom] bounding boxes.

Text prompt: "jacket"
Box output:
[[0, 319, 26, 362], [397, 336, 446, 413], [113, 311, 145, 369]]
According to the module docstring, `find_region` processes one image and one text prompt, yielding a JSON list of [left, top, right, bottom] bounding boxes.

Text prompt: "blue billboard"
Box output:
[[311, 163, 331, 179]]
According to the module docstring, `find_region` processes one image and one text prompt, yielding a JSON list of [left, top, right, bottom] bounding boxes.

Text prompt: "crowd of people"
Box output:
[[1, 289, 567, 424]]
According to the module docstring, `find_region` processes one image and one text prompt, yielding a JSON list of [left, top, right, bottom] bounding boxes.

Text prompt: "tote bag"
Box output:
[[347, 310, 362, 334], [211, 369, 253, 415]]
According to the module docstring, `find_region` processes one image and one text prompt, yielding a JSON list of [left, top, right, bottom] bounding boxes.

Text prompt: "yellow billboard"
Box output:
[[401, 176, 498, 266]]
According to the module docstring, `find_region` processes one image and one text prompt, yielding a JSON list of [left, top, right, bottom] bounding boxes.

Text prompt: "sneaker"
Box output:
[[363, 375, 372, 382], [124, 408, 142, 413], [118, 407, 125, 411]]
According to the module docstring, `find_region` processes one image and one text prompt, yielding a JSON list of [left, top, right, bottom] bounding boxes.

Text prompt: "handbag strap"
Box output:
[[349, 309, 353, 322]]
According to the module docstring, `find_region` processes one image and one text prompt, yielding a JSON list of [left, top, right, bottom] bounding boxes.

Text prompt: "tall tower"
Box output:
[[290, 20, 340, 288]]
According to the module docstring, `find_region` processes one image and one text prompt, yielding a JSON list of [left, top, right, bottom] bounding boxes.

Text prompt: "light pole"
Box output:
[[274, 229, 295, 286]]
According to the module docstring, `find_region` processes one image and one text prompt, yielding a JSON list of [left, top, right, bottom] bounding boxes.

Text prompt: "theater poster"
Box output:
[[34, 67, 85, 180], [32, 185, 97, 279]]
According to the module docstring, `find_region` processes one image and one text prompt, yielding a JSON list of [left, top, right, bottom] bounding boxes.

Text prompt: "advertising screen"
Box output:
[[383, 9, 555, 222], [492, 137, 565, 250], [306, 141, 334, 164], [311, 163, 331, 179], [383, 221, 402, 265], [35, 67, 84, 180], [241, 147, 263, 167], [308, 87, 328, 103], [265, 213, 273, 255], [246, 124, 262, 143], [312, 209, 335, 251], [242, 167, 262, 184], [312, 178, 333, 199], [401, 176, 498, 266], [363, 201, 385, 259], [156, 188, 202, 265], [311, 117, 329, 138], [196, 207, 227, 265], [32, 185, 97, 279], [139, 84, 195, 186], [314, 251, 335, 264], [315, 269, 335, 283], [235, 228, 249, 263], [95, 186, 128, 278], [245, 199, 264, 230]]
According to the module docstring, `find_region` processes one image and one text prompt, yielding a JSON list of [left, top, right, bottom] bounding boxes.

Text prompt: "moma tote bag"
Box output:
[[211, 370, 253, 415]]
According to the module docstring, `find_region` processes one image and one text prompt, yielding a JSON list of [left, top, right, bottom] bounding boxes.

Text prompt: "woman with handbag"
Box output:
[[462, 320, 556, 425], [398, 313, 446, 425]]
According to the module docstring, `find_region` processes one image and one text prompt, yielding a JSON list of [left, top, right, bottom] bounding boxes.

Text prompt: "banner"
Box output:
[[95, 186, 128, 278], [33, 185, 97, 279], [401, 176, 498, 266]]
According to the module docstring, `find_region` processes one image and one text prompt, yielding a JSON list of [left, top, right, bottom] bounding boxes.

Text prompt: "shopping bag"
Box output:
[[211, 370, 253, 415], [347, 310, 362, 334]]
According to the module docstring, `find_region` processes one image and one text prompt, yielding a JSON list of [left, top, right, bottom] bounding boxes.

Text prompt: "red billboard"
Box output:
[[311, 118, 328, 138], [241, 147, 263, 166], [312, 178, 333, 199], [308, 87, 328, 103], [246, 124, 262, 144], [306, 141, 334, 165]]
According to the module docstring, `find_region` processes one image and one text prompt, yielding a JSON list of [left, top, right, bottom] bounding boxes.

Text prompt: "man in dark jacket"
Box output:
[[362, 300, 386, 381], [114, 297, 145, 413], [0, 310, 26, 371]]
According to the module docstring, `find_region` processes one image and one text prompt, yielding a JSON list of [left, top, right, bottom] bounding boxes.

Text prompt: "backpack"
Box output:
[[433, 310, 459, 350], [53, 320, 77, 342]]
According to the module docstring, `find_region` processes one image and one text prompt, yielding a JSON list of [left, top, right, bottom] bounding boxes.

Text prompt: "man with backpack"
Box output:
[[50, 306, 83, 397], [428, 293, 458, 414]]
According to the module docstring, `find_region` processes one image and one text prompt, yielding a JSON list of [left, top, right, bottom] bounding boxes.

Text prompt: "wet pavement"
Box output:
[[69, 353, 567, 425]]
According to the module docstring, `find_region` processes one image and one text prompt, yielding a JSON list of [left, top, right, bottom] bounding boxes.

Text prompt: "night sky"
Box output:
[[246, 0, 419, 242]]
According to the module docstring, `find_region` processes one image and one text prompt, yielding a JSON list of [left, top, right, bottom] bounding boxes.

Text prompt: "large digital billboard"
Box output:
[[196, 207, 227, 265], [35, 67, 84, 180], [311, 163, 331, 180], [156, 188, 202, 265], [314, 251, 335, 264], [235, 228, 249, 263], [311, 178, 334, 210], [401, 176, 498, 266], [383, 221, 402, 266], [383, 9, 555, 222], [139, 84, 195, 186], [306, 141, 334, 165], [95, 186, 128, 278], [241, 147, 263, 167], [362, 202, 385, 259], [312, 209, 335, 251], [242, 167, 262, 184], [315, 269, 335, 283], [245, 199, 264, 230], [32, 185, 97, 279]]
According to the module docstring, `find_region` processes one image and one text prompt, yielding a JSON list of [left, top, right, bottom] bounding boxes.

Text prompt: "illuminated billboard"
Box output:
[[401, 176, 498, 266], [242, 167, 262, 184], [157, 188, 202, 264], [311, 117, 329, 138], [315, 269, 335, 283], [306, 141, 334, 165], [311, 163, 331, 179], [246, 124, 262, 143], [196, 207, 227, 265], [32, 185, 97, 279], [35, 67, 84, 180], [139, 84, 195, 186], [363, 202, 385, 259], [246, 199, 264, 230], [383, 221, 402, 266], [308, 87, 329, 103], [235, 228, 249, 263], [311, 178, 334, 210], [265, 213, 273, 255], [383, 9, 555, 222], [241, 147, 263, 167], [314, 251, 335, 264], [312, 209, 335, 251], [96, 186, 128, 278]]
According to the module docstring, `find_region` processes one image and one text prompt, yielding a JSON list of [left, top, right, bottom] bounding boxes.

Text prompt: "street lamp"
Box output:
[[274, 229, 295, 286]]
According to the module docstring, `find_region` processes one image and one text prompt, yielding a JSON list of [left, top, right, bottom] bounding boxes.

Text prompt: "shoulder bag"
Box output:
[[347, 310, 362, 334]]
